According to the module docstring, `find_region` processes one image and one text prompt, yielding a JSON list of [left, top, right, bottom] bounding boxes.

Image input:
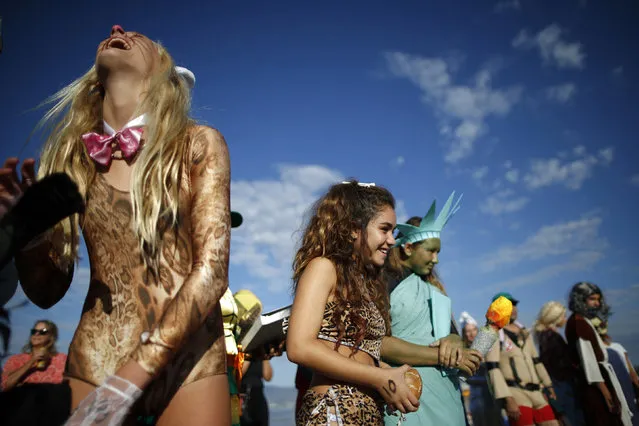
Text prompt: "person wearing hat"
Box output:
[[383, 192, 483, 426], [486, 293, 559, 426], [13, 24, 234, 425]]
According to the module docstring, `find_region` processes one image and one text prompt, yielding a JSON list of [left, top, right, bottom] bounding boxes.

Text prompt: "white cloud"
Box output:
[[546, 83, 577, 103], [385, 52, 522, 163], [395, 199, 409, 224], [494, 0, 521, 12], [230, 164, 343, 292], [391, 156, 405, 168], [479, 189, 529, 216], [505, 169, 520, 183], [598, 147, 614, 166], [523, 146, 614, 190], [606, 284, 639, 308], [472, 166, 489, 183], [512, 24, 586, 70], [481, 216, 605, 272], [230, 165, 412, 292], [631, 174, 639, 187], [484, 250, 603, 292]]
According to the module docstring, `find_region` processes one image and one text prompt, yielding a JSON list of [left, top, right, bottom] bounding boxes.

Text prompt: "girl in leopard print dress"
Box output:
[[286, 181, 419, 425]]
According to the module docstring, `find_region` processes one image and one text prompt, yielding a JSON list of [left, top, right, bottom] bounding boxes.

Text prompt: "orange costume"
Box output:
[[16, 124, 231, 417]]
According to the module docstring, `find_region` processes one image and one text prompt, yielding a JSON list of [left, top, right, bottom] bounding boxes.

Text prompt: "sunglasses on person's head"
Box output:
[[30, 328, 49, 336]]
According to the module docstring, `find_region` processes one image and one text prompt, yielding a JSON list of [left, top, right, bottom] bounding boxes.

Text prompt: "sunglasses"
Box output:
[[30, 328, 49, 336]]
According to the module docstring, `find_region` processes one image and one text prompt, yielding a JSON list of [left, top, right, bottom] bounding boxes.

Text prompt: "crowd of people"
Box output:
[[455, 286, 639, 426], [0, 24, 636, 426]]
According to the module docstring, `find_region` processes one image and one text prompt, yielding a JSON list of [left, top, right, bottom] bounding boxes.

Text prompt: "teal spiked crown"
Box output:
[[394, 191, 462, 246]]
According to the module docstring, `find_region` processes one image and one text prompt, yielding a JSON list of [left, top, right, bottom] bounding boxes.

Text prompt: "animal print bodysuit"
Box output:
[[16, 125, 231, 416]]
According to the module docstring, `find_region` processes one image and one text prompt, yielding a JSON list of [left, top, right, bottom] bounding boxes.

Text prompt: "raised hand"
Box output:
[[0, 158, 36, 218]]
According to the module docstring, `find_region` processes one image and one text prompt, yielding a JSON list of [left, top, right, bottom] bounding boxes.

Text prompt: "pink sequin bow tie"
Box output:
[[81, 116, 146, 166]]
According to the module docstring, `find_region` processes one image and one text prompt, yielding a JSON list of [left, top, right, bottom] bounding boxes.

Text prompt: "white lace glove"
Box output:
[[65, 375, 143, 426]]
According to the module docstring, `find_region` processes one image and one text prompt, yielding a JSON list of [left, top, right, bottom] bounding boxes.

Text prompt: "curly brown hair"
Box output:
[[293, 180, 395, 354], [385, 216, 447, 295]]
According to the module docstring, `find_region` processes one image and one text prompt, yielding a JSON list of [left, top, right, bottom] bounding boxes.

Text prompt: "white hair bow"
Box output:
[[459, 311, 477, 328], [175, 66, 195, 89], [341, 181, 376, 187]]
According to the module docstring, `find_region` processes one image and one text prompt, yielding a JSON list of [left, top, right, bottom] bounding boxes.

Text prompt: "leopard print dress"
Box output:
[[296, 300, 387, 425], [16, 125, 230, 420]]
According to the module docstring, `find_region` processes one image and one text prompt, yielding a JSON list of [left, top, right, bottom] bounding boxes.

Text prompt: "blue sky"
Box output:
[[1, 0, 639, 389]]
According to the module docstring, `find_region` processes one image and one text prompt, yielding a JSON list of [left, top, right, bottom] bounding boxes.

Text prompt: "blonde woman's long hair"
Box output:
[[36, 41, 193, 272], [533, 301, 566, 335]]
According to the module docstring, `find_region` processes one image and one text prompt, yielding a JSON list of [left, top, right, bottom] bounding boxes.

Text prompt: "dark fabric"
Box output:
[[538, 329, 575, 382], [566, 314, 624, 426], [241, 360, 264, 389], [503, 328, 523, 348], [0, 381, 71, 425], [0, 173, 84, 268], [505, 380, 541, 391], [240, 386, 269, 426], [486, 361, 500, 371], [468, 367, 505, 426], [549, 379, 586, 426], [0, 261, 18, 307], [539, 330, 585, 424], [240, 361, 268, 426], [295, 365, 312, 417]]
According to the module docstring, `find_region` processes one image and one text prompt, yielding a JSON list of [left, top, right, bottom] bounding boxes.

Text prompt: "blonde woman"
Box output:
[[2, 320, 66, 391], [9, 25, 231, 425], [535, 302, 584, 426]]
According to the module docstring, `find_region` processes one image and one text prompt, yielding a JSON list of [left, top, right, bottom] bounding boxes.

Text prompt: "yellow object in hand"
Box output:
[[486, 296, 513, 329]]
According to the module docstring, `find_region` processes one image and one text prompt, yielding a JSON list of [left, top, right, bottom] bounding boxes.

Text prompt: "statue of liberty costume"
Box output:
[[384, 192, 468, 426]]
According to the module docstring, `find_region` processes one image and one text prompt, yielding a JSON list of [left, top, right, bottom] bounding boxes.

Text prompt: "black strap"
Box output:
[[505, 380, 541, 392], [486, 361, 500, 370], [503, 328, 525, 348], [532, 357, 542, 364], [510, 357, 524, 387]]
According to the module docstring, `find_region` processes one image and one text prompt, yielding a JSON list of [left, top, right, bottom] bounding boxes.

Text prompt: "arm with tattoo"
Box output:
[[133, 126, 231, 375], [287, 258, 419, 413]]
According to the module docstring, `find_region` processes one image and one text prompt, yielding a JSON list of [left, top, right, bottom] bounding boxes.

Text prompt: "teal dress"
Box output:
[[384, 273, 467, 426]]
